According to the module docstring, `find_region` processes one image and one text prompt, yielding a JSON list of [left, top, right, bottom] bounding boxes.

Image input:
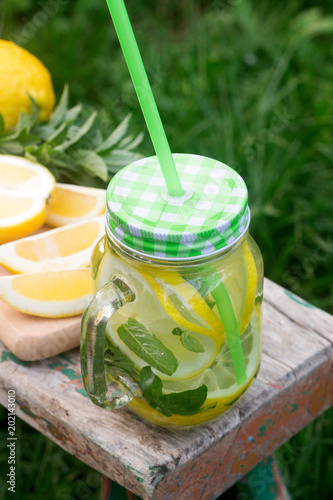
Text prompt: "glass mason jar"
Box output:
[[81, 154, 263, 427]]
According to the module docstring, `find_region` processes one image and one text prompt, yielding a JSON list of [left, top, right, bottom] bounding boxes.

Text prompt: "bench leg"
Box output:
[[235, 456, 291, 500], [101, 475, 143, 500]]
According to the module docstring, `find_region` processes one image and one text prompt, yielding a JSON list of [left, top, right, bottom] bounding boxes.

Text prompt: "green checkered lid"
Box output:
[[106, 154, 250, 260]]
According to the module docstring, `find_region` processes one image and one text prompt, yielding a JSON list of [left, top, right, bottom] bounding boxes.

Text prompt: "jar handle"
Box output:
[[80, 276, 139, 409]]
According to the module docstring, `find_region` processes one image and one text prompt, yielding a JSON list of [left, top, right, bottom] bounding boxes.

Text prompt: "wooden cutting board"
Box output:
[[0, 264, 82, 361]]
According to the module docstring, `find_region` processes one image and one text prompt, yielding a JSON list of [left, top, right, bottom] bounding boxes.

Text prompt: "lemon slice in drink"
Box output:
[[129, 312, 261, 426], [205, 241, 257, 336], [99, 252, 222, 382]]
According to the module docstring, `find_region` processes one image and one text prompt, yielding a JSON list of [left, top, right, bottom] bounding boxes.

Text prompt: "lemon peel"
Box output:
[[0, 40, 55, 130]]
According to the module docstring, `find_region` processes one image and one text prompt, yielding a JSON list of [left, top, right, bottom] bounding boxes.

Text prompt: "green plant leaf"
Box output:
[[119, 132, 144, 151], [139, 366, 167, 412], [161, 384, 208, 416], [0, 86, 142, 186], [104, 342, 135, 374], [28, 95, 40, 125], [46, 122, 72, 147], [16, 112, 32, 134], [139, 366, 208, 417], [172, 327, 183, 336], [96, 114, 131, 153], [0, 141, 24, 155], [0, 113, 5, 135], [104, 150, 142, 173], [55, 111, 97, 152], [72, 149, 109, 181], [48, 85, 69, 128], [180, 332, 205, 353], [117, 319, 178, 376]]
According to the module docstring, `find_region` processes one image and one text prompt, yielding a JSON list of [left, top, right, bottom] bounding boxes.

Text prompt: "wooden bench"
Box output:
[[0, 278, 332, 499]]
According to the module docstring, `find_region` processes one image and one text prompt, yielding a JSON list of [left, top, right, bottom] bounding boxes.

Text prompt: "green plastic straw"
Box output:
[[105, 0, 183, 197], [206, 273, 247, 386], [106, 0, 246, 386]]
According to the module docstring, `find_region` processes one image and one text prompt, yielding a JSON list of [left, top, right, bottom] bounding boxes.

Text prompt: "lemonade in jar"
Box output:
[[81, 154, 263, 427]]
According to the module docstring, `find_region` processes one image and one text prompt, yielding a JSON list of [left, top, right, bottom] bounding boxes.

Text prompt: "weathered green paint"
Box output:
[[127, 466, 145, 483], [290, 403, 298, 413], [61, 368, 81, 380], [257, 419, 275, 437], [237, 457, 280, 500], [17, 400, 38, 419], [284, 290, 316, 308], [0, 351, 30, 366], [76, 388, 88, 397], [48, 361, 65, 370], [48, 359, 86, 396], [59, 353, 75, 364]]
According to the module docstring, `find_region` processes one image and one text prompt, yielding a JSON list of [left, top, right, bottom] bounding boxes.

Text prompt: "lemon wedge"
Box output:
[[0, 268, 92, 317], [46, 183, 106, 227], [0, 216, 105, 273], [0, 155, 55, 244]]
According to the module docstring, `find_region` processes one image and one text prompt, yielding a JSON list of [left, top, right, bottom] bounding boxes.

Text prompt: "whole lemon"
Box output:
[[0, 40, 55, 130]]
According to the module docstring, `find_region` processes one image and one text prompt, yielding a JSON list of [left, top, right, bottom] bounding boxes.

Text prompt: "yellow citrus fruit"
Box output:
[[139, 240, 257, 344], [240, 240, 258, 333], [46, 183, 106, 227], [0, 155, 55, 244], [0, 216, 105, 273], [0, 40, 55, 130], [141, 269, 224, 343], [0, 268, 92, 317]]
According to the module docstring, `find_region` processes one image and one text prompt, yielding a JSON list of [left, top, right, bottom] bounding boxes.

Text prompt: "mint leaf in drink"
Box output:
[[180, 332, 205, 353], [172, 327, 184, 336], [172, 327, 205, 352], [139, 366, 209, 417], [104, 344, 135, 374], [117, 318, 178, 376], [161, 385, 208, 416], [139, 366, 171, 416]]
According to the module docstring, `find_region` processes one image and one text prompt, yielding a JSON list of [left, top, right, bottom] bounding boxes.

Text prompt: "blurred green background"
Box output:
[[0, 0, 332, 498]]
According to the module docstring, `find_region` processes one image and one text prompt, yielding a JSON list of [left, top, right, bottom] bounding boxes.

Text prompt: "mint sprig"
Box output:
[[117, 319, 178, 376], [104, 340, 135, 375], [139, 366, 208, 417], [180, 332, 205, 353], [172, 327, 205, 353], [0, 86, 143, 187]]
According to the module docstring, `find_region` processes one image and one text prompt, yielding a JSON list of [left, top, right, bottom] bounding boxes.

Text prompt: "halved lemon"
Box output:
[[0, 155, 55, 243], [0, 268, 92, 317], [46, 183, 106, 227], [0, 216, 105, 273]]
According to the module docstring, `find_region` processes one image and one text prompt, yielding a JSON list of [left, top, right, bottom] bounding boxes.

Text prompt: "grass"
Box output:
[[0, 0, 332, 498], [0, 404, 101, 500]]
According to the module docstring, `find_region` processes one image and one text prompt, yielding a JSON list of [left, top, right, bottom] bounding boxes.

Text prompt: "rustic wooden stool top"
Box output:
[[0, 278, 332, 500]]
